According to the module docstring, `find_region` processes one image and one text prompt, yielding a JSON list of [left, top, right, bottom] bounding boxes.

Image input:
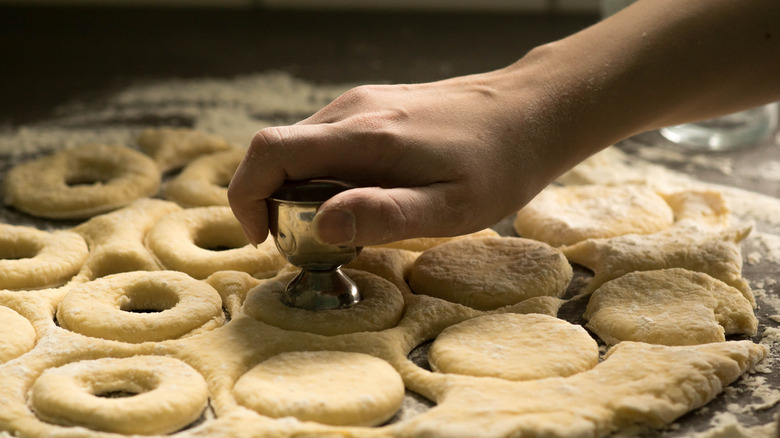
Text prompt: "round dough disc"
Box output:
[[429, 313, 599, 380], [514, 184, 674, 247], [584, 268, 758, 346], [408, 236, 572, 310], [234, 351, 405, 426], [243, 269, 404, 336]]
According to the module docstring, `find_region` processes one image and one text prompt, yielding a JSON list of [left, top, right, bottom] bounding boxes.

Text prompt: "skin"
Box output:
[[229, 0, 780, 247]]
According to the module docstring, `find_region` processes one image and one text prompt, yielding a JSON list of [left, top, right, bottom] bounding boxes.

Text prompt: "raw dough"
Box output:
[[373, 228, 499, 252], [0, 224, 88, 290], [514, 184, 674, 247], [584, 268, 757, 346], [562, 220, 754, 303], [243, 269, 404, 336], [145, 206, 286, 279], [429, 313, 598, 380], [162, 147, 245, 208], [660, 190, 731, 228], [408, 236, 572, 310], [0, 306, 36, 363], [234, 351, 405, 426], [137, 127, 232, 172], [400, 341, 767, 437], [73, 198, 181, 280], [3, 144, 160, 219], [30, 355, 208, 435], [57, 270, 224, 343]]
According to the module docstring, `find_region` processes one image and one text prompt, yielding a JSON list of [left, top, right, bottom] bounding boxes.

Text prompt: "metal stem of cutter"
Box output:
[[267, 179, 362, 311]]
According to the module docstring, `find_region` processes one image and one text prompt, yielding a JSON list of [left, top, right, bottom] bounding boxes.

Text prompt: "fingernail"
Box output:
[[239, 223, 259, 248], [314, 208, 356, 245]]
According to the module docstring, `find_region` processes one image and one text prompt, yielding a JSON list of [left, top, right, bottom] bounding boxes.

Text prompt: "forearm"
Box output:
[[497, 0, 779, 169]]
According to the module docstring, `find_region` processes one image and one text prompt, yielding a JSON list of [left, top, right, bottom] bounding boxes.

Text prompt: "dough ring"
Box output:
[[0, 224, 88, 290], [408, 236, 572, 311], [0, 306, 36, 364], [137, 127, 232, 173], [514, 184, 674, 247], [162, 147, 245, 207], [145, 206, 286, 279], [3, 144, 161, 219], [584, 268, 757, 346], [234, 351, 405, 426], [29, 355, 208, 435], [243, 269, 404, 336], [56, 271, 224, 343], [429, 313, 599, 381]]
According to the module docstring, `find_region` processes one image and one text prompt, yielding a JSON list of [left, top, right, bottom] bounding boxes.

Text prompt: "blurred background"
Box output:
[[0, 0, 599, 126]]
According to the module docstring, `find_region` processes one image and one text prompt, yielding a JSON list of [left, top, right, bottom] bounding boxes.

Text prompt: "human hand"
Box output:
[[228, 67, 583, 247]]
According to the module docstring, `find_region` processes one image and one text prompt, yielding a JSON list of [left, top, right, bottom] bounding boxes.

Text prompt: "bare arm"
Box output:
[[228, 0, 779, 247]]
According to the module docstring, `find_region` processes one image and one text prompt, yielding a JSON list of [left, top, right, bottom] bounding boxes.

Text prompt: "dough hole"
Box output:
[[119, 284, 179, 314]]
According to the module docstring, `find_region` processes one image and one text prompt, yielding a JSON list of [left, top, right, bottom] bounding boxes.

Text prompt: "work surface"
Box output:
[[1, 6, 779, 437]]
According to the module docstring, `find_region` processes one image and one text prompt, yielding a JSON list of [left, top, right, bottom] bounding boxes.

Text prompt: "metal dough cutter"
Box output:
[[267, 179, 362, 311]]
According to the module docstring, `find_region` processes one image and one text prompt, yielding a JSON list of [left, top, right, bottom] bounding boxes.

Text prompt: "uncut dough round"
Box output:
[[137, 127, 232, 172], [145, 206, 286, 279], [57, 270, 224, 343], [0, 224, 88, 290], [514, 184, 674, 247], [243, 269, 404, 336], [429, 313, 599, 381], [3, 144, 161, 219], [373, 228, 499, 252], [0, 306, 36, 364], [30, 355, 208, 435], [234, 351, 405, 426], [584, 268, 758, 346], [408, 236, 572, 311], [162, 147, 245, 208]]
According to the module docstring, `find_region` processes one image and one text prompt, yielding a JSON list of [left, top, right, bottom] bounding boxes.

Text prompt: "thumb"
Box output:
[[313, 185, 472, 246]]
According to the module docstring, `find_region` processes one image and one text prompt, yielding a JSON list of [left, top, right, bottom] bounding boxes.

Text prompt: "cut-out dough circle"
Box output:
[[584, 268, 757, 346], [243, 269, 404, 336], [514, 184, 674, 247], [145, 206, 286, 279], [57, 270, 225, 343], [0, 224, 88, 290], [0, 306, 36, 364], [29, 355, 208, 435], [162, 147, 245, 208], [3, 144, 161, 219], [408, 236, 572, 310], [429, 313, 599, 380], [234, 351, 405, 426]]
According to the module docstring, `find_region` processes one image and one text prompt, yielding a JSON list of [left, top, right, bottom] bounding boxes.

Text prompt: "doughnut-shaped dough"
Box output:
[[514, 184, 674, 247], [162, 147, 245, 207], [429, 313, 599, 381], [234, 351, 405, 426], [373, 228, 499, 252], [30, 355, 208, 435], [243, 269, 404, 336], [0, 224, 88, 290], [408, 236, 572, 311], [584, 269, 757, 346], [3, 144, 161, 219], [57, 271, 224, 343], [137, 127, 232, 172], [0, 306, 36, 363], [145, 206, 286, 279]]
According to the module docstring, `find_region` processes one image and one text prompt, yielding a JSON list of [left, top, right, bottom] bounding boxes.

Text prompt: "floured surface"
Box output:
[[0, 72, 778, 437]]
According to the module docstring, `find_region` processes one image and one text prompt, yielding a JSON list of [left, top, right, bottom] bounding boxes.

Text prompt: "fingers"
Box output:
[[313, 184, 478, 247]]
